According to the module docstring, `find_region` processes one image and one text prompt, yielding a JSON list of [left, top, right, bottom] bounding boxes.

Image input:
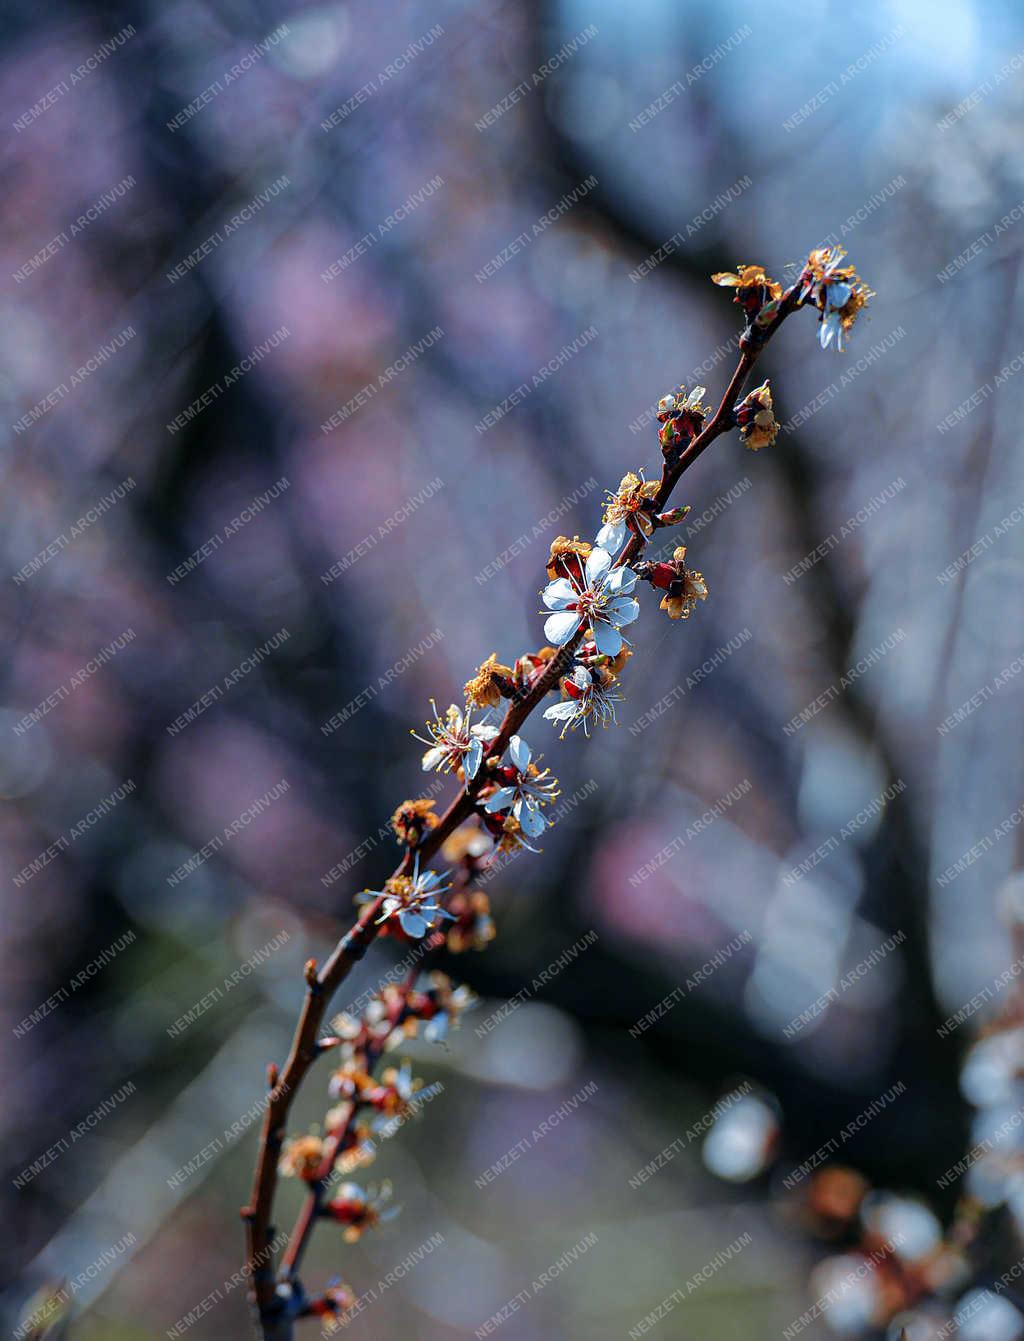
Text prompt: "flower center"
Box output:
[[574, 589, 604, 618]]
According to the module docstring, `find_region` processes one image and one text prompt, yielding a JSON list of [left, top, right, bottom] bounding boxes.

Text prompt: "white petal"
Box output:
[[605, 595, 640, 626], [508, 735, 531, 771], [604, 565, 638, 595], [819, 312, 840, 349], [519, 804, 546, 837], [421, 745, 447, 772], [424, 1015, 448, 1042], [545, 610, 582, 645], [826, 281, 852, 310], [592, 621, 623, 656], [399, 910, 429, 938], [464, 738, 482, 780], [683, 385, 706, 407], [543, 701, 577, 722], [585, 546, 613, 586], [542, 577, 577, 610], [471, 723, 499, 742], [484, 787, 517, 813], [595, 520, 627, 554]]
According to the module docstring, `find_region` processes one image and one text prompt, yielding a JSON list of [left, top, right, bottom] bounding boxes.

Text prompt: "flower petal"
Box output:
[[545, 610, 582, 645], [595, 520, 627, 554], [543, 701, 577, 722], [819, 311, 840, 349], [399, 910, 430, 938], [519, 803, 546, 837], [605, 595, 640, 626], [604, 566, 638, 595], [464, 738, 482, 780], [421, 745, 447, 772], [542, 578, 577, 610], [585, 546, 613, 586], [592, 621, 623, 656], [508, 734, 531, 771], [825, 280, 852, 310], [424, 1014, 449, 1042], [484, 787, 517, 813]]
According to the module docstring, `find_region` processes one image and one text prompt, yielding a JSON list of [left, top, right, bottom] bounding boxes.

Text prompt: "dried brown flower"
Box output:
[[464, 652, 514, 708]]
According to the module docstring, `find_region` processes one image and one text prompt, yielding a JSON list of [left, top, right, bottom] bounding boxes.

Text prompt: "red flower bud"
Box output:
[[657, 506, 691, 526], [648, 563, 677, 590], [325, 1198, 362, 1224]]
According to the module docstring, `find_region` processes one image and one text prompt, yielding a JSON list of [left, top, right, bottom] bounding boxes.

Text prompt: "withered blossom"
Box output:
[[657, 385, 709, 455], [736, 379, 779, 450], [546, 534, 592, 581], [389, 797, 439, 846], [443, 890, 496, 953], [646, 545, 709, 620], [278, 1133, 325, 1181], [596, 472, 661, 553], [799, 245, 873, 350], [711, 262, 783, 316], [464, 652, 514, 708], [440, 818, 494, 864]]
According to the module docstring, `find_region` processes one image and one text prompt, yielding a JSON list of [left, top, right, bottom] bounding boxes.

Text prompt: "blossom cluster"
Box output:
[[278, 968, 478, 1327], [266, 246, 874, 1333], [712, 245, 873, 352], [765, 938, 1024, 1338]]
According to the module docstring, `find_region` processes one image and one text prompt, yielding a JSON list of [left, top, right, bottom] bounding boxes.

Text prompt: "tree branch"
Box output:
[[243, 284, 807, 1336]]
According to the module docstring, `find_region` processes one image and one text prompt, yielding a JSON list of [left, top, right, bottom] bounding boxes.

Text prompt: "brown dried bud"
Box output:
[[464, 653, 515, 708], [390, 798, 439, 845], [546, 535, 592, 581]]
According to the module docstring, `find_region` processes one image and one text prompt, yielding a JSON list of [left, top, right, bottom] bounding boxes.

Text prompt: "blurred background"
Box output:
[[4, 0, 1024, 1337]]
